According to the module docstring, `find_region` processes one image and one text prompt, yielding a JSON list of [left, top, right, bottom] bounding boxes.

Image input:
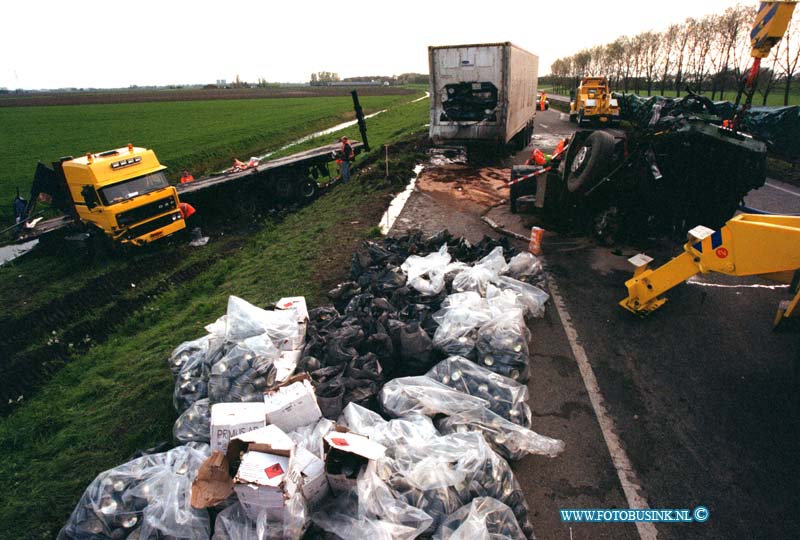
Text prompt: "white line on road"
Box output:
[[687, 277, 789, 290], [547, 274, 658, 540], [764, 181, 800, 197], [539, 123, 549, 129]]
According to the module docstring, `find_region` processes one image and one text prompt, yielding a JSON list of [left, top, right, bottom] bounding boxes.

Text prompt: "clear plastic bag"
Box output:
[[367, 432, 535, 538], [288, 417, 335, 459], [505, 252, 543, 279], [432, 293, 492, 359], [492, 276, 549, 318], [425, 356, 532, 427], [312, 490, 430, 540], [173, 398, 211, 444], [208, 333, 280, 403], [436, 406, 565, 461], [167, 335, 218, 376], [451, 265, 496, 296], [400, 244, 452, 296], [379, 376, 488, 418], [212, 502, 257, 540], [58, 443, 211, 540], [339, 402, 439, 448], [475, 311, 531, 383], [174, 339, 228, 413], [225, 295, 301, 346], [475, 246, 508, 276], [255, 488, 309, 540], [433, 497, 526, 540]]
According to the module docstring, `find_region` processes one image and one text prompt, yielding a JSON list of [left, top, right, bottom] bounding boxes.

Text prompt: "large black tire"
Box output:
[[297, 179, 318, 203], [566, 130, 615, 194], [569, 112, 577, 123]]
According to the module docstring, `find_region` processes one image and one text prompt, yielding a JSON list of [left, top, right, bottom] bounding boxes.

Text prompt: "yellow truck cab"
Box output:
[[569, 77, 620, 126], [63, 144, 185, 245]]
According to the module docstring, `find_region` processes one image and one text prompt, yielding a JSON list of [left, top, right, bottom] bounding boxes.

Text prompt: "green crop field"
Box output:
[[0, 91, 418, 225]]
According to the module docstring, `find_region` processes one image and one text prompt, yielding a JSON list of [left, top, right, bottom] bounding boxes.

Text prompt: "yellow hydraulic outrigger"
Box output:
[[620, 214, 800, 327]]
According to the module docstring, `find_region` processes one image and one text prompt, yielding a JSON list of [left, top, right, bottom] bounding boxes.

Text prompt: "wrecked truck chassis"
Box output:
[[511, 123, 767, 241]]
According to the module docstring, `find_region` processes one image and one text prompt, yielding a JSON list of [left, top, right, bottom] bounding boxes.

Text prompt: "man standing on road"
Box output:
[[339, 136, 355, 183]]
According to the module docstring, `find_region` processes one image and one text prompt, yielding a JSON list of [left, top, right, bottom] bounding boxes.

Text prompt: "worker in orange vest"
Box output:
[[539, 92, 547, 111], [180, 169, 195, 184], [339, 136, 355, 183]]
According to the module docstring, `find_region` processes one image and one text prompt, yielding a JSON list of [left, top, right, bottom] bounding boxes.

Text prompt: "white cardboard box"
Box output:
[[210, 402, 267, 453], [323, 428, 387, 494], [230, 425, 298, 521], [293, 445, 329, 506], [263, 375, 322, 433], [274, 349, 302, 383], [276, 297, 308, 351]]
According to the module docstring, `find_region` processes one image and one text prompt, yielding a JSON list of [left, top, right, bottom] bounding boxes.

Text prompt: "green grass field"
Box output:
[[0, 94, 429, 539], [0, 92, 418, 224]]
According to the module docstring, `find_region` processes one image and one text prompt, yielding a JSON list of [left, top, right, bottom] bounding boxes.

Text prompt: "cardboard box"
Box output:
[[210, 402, 267, 453], [293, 445, 329, 506], [230, 425, 298, 521], [274, 349, 302, 384], [263, 374, 322, 433], [276, 296, 308, 351], [323, 426, 387, 494], [191, 424, 298, 520]]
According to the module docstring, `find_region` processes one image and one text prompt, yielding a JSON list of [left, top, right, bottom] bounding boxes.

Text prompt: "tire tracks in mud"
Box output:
[[0, 247, 224, 414]]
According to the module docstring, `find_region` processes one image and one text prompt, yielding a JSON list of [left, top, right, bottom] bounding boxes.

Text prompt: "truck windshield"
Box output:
[[99, 171, 169, 205]]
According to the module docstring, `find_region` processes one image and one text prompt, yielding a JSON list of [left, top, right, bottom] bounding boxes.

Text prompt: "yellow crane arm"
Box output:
[[751, 1, 797, 59], [620, 214, 800, 325]]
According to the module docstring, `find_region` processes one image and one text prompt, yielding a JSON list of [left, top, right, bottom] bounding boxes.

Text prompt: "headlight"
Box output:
[[610, 99, 618, 107], [585, 99, 597, 107]]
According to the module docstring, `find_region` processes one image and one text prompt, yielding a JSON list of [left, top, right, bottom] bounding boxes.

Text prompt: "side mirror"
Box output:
[[81, 185, 99, 209]]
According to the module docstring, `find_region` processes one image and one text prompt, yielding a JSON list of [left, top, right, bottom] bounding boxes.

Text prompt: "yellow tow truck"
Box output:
[[19, 144, 185, 246], [569, 76, 620, 127]]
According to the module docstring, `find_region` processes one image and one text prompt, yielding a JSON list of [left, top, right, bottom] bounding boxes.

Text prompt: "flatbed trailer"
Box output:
[[14, 91, 371, 243]]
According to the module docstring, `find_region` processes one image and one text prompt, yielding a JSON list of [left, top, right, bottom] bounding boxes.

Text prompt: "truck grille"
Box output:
[[124, 211, 182, 240], [116, 196, 177, 226]]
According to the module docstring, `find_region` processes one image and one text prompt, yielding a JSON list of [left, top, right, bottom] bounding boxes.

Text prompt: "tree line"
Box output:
[[545, 3, 800, 106]]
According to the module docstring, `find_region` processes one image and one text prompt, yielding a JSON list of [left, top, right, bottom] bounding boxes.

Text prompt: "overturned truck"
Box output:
[[511, 94, 768, 242]]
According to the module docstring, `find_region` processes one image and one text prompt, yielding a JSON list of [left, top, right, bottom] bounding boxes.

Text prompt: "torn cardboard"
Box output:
[[192, 424, 298, 518]]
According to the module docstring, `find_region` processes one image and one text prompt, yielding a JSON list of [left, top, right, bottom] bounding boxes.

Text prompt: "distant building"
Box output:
[[216, 79, 227, 87]]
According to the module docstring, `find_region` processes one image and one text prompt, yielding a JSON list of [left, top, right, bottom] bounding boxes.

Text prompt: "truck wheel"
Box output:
[[569, 112, 577, 123], [577, 110, 585, 126], [298, 179, 318, 202], [566, 130, 615, 194]]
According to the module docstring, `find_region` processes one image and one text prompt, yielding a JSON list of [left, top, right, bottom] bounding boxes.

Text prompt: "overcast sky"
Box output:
[[3, 0, 748, 89]]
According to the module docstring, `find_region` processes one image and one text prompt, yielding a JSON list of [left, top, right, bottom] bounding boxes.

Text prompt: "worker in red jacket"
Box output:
[[180, 169, 195, 184]]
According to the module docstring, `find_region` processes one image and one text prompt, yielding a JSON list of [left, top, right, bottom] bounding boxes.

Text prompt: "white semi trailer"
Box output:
[[428, 42, 538, 148]]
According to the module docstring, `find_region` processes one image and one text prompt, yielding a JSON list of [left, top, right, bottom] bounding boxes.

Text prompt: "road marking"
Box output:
[[764, 181, 800, 197], [687, 277, 789, 290], [539, 123, 549, 129], [546, 274, 658, 540]]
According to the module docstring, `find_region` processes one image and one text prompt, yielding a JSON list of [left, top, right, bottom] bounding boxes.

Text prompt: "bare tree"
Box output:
[[639, 31, 663, 95], [658, 25, 680, 94], [777, 14, 800, 105], [672, 19, 693, 96], [606, 38, 627, 89], [684, 17, 713, 93]]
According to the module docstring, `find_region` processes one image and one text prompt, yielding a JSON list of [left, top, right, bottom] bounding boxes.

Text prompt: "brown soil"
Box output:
[[416, 164, 510, 209], [0, 86, 415, 107]]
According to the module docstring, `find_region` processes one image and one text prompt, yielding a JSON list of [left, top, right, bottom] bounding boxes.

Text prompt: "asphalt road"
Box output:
[[391, 109, 799, 539], [529, 108, 800, 540]]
